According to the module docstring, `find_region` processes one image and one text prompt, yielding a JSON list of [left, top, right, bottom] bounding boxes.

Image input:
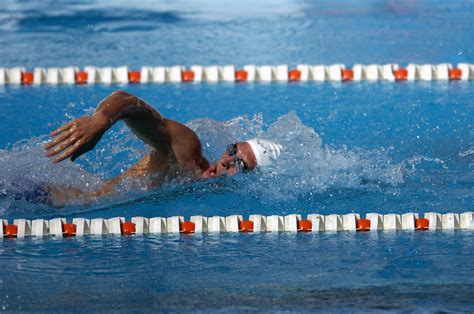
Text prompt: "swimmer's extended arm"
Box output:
[[45, 90, 172, 163]]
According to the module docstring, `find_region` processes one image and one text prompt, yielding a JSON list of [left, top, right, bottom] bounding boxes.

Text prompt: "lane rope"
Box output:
[[0, 63, 473, 85], [1, 212, 473, 239]]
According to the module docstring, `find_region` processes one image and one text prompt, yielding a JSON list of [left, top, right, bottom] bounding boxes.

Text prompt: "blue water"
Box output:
[[1, 1, 474, 312]]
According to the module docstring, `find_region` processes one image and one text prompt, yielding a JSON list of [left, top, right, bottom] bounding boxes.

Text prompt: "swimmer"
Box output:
[[44, 91, 281, 203]]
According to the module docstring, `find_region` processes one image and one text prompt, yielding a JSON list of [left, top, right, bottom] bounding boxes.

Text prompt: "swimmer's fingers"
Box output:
[[46, 134, 79, 158], [50, 121, 74, 136], [44, 128, 75, 150], [52, 140, 82, 163]]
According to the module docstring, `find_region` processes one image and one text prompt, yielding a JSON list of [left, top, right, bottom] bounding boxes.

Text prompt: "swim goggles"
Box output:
[[225, 143, 249, 171]]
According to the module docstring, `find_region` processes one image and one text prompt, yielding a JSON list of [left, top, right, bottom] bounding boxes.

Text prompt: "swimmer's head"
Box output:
[[201, 139, 282, 178]]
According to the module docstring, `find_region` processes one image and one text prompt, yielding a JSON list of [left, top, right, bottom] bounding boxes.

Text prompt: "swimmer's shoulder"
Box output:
[[165, 119, 208, 170]]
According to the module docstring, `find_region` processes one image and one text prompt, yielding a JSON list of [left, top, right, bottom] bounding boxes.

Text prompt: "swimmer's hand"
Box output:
[[45, 113, 110, 163]]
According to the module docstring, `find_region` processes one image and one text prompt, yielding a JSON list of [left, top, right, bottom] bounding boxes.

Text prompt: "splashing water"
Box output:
[[0, 112, 406, 216], [190, 112, 405, 201]]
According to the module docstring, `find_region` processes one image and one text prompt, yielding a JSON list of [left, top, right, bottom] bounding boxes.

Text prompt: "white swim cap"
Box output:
[[246, 139, 283, 167]]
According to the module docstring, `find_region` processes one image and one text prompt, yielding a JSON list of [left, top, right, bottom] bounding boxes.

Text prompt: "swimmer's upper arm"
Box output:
[[96, 91, 208, 169], [166, 119, 210, 171]]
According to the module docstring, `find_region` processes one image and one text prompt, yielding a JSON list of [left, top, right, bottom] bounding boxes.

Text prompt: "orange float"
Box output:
[[449, 68, 462, 80], [128, 71, 141, 84], [62, 223, 77, 237], [239, 220, 254, 232], [297, 220, 312, 232], [4, 224, 18, 238], [181, 70, 195, 82], [121, 222, 136, 235], [415, 218, 429, 230], [394, 68, 408, 81], [235, 70, 248, 82], [356, 218, 371, 231], [21, 72, 34, 85], [181, 221, 195, 234], [288, 69, 301, 81], [342, 69, 354, 81], [75, 71, 88, 84]]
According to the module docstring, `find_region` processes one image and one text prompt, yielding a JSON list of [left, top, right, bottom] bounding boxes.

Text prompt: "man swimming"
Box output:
[[44, 91, 281, 201]]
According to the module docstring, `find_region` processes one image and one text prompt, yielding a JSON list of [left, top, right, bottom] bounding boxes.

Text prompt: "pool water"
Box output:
[[1, 0, 473, 312]]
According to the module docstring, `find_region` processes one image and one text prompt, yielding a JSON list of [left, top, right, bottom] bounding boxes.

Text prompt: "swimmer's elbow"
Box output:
[[111, 90, 130, 97], [110, 90, 138, 103]]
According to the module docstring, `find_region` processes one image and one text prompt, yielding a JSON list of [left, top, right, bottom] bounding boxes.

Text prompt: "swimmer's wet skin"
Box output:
[[44, 91, 282, 203]]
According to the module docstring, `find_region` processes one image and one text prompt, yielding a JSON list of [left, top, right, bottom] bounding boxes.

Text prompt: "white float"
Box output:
[[221, 65, 235, 82], [434, 63, 451, 80], [406, 64, 418, 81], [327, 64, 343, 81], [460, 212, 474, 229], [31, 219, 49, 238], [84, 66, 98, 84], [441, 213, 460, 230], [284, 214, 302, 232], [382, 64, 398, 81], [311, 65, 326, 81], [107, 217, 125, 235], [424, 212, 442, 230], [152, 67, 166, 83], [208, 216, 226, 232], [275, 65, 289, 82], [249, 214, 267, 232], [383, 214, 402, 230], [113, 66, 129, 84], [365, 64, 382, 81], [98, 67, 113, 84], [190, 216, 208, 233], [243, 65, 257, 81], [457, 63, 472, 80], [324, 214, 342, 231], [266, 215, 284, 232], [225, 215, 243, 232], [342, 213, 360, 231], [190, 65, 204, 82], [140, 66, 152, 83], [33, 68, 46, 85], [167, 66, 183, 83], [257, 66, 273, 82], [366, 213, 384, 231], [49, 218, 66, 237], [61, 66, 77, 84], [307, 214, 325, 232], [131, 217, 149, 235], [296, 64, 310, 81], [166, 216, 184, 233], [6, 67, 24, 84], [13, 219, 31, 239], [149, 217, 167, 233], [0, 219, 8, 238], [72, 218, 90, 236], [90, 218, 109, 235], [0, 68, 5, 85], [204, 66, 219, 83]]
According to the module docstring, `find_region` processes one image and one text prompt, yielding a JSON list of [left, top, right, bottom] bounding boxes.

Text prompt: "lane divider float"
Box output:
[[0, 63, 473, 85], [1, 212, 473, 239]]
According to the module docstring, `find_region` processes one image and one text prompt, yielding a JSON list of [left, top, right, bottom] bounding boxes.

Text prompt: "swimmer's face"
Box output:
[[201, 142, 257, 179]]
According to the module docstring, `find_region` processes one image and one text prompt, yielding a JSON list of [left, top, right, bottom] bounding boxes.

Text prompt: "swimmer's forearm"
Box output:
[[46, 91, 165, 163], [93, 90, 162, 128]]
